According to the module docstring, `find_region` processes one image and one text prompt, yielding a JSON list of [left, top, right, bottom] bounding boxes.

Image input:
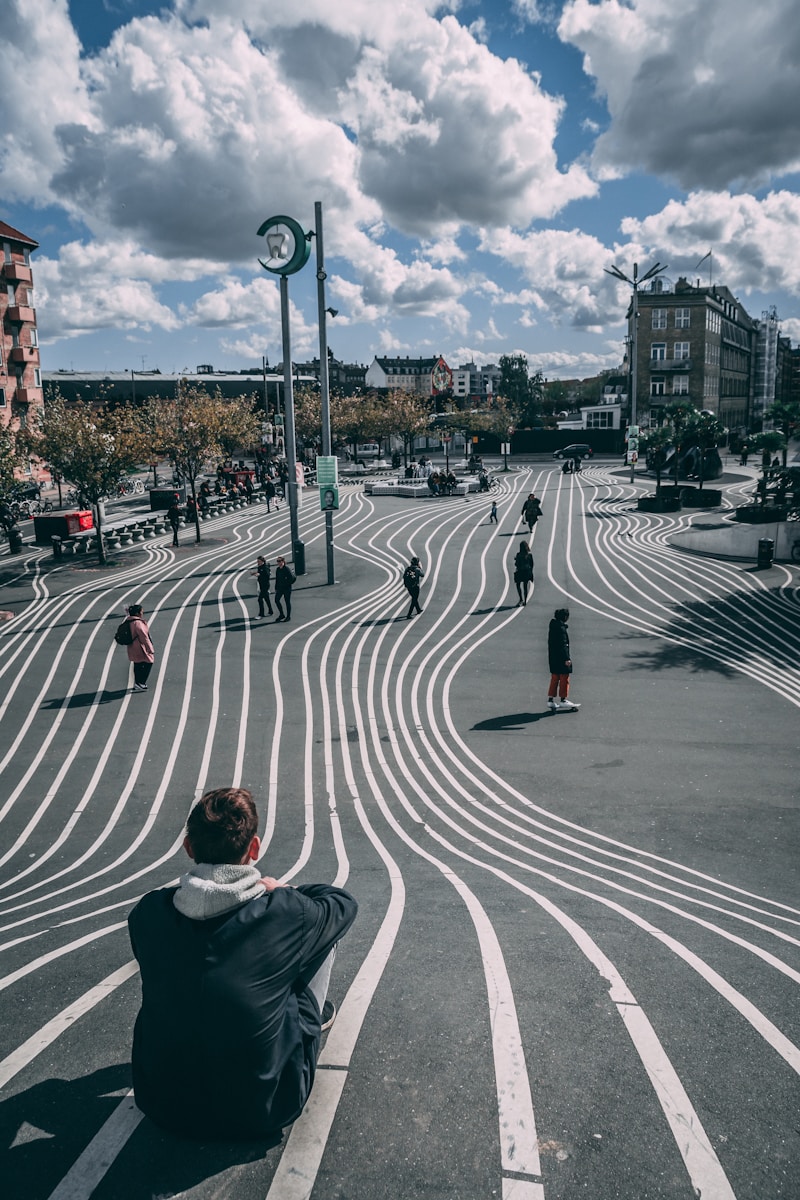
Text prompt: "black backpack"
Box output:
[[403, 565, 417, 590], [114, 619, 134, 646]]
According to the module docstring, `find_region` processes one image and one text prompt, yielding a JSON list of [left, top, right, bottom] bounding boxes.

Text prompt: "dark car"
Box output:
[[553, 444, 594, 460]]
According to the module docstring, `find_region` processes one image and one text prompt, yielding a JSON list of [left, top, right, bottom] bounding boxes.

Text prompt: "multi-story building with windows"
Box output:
[[365, 355, 452, 398], [1, 222, 44, 442], [633, 277, 757, 431], [451, 361, 502, 404]]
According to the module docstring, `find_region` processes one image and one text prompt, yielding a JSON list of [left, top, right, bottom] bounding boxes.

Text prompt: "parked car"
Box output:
[[553, 444, 594, 460], [355, 443, 381, 461]]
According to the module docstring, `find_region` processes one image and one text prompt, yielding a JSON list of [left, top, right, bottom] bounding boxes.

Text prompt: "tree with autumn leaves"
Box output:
[[28, 390, 149, 564], [145, 384, 261, 542]]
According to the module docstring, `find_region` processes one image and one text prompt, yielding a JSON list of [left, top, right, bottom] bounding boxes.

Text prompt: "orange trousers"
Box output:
[[548, 673, 570, 699]]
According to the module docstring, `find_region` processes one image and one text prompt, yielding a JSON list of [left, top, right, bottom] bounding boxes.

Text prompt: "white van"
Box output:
[[355, 443, 380, 460]]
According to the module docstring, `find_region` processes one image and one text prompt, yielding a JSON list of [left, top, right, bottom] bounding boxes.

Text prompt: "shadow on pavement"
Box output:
[[472, 710, 551, 730], [41, 689, 130, 709]]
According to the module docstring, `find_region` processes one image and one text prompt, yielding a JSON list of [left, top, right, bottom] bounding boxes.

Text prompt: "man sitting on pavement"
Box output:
[[128, 787, 358, 1141]]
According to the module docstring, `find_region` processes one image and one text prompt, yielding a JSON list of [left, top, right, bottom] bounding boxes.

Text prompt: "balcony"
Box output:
[[2, 262, 32, 285], [6, 305, 36, 324], [9, 345, 39, 364], [649, 357, 692, 371], [14, 388, 41, 404]]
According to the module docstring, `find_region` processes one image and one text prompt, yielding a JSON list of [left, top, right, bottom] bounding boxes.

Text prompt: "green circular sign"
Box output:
[[257, 215, 311, 276]]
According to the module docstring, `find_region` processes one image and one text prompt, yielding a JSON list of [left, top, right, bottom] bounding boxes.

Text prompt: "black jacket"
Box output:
[[128, 882, 357, 1140], [548, 617, 571, 674], [257, 562, 271, 596], [275, 564, 294, 595]]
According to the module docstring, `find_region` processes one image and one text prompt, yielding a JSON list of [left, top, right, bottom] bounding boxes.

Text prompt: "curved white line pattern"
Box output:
[[0, 468, 797, 1200]]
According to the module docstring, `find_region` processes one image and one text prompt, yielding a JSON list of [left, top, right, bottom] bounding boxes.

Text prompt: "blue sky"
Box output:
[[2, 0, 799, 379]]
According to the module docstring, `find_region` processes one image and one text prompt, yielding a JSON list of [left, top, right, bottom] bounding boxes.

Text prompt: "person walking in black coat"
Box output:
[[513, 540, 534, 606], [274, 556, 295, 622], [547, 607, 579, 711], [521, 493, 542, 534], [252, 555, 273, 618], [128, 787, 357, 1141], [403, 555, 425, 618], [265, 478, 277, 512], [167, 497, 182, 547]]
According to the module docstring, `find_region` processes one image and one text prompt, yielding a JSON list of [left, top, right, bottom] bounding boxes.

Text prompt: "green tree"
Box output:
[[749, 430, 787, 507], [639, 426, 672, 498], [765, 400, 800, 468], [29, 391, 148, 564], [148, 385, 261, 542], [683, 410, 726, 490], [0, 425, 22, 505], [499, 355, 543, 428], [665, 400, 696, 489], [375, 389, 429, 463]]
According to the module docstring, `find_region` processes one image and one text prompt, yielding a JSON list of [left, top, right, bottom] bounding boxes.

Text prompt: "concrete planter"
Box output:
[[735, 504, 789, 524], [638, 490, 682, 513], [681, 487, 723, 507]]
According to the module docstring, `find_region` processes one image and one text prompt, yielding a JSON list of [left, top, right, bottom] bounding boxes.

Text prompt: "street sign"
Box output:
[[628, 425, 639, 437], [320, 485, 339, 511], [629, 451, 638, 463], [316, 455, 338, 487], [628, 437, 639, 453]]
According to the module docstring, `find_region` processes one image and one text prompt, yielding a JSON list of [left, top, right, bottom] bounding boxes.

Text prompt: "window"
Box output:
[[34, 368, 41, 387], [675, 307, 690, 328], [23, 249, 30, 266], [672, 376, 689, 395], [706, 309, 721, 334], [651, 309, 667, 329], [673, 342, 690, 359], [650, 343, 666, 361], [2, 243, 10, 264], [6, 282, 14, 300], [30, 328, 38, 347], [586, 410, 615, 428], [0, 388, 5, 407], [650, 377, 666, 396]]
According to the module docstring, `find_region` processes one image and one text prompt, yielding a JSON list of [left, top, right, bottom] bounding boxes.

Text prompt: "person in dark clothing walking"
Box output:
[[128, 787, 357, 1141], [274, 556, 295, 622], [521, 493, 542, 535], [252, 555, 273, 618], [167, 496, 182, 547], [547, 607, 579, 711], [489, 500, 498, 524], [403, 555, 425, 618], [264, 478, 277, 511], [513, 540, 534, 606]]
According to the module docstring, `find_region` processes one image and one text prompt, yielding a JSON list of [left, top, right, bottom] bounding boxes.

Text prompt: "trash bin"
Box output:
[[8, 526, 23, 554], [757, 537, 774, 569], [52, 535, 63, 559], [293, 538, 306, 576]]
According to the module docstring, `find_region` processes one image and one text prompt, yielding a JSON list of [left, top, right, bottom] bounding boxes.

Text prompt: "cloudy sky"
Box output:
[[3, 0, 799, 379]]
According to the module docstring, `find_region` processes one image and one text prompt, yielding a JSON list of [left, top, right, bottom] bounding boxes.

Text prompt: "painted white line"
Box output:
[[0, 961, 139, 1089], [46, 1091, 144, 1200], [263, 1069, 347, 1200]]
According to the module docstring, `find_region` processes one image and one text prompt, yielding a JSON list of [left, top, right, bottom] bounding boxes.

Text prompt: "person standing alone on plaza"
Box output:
[[403, 555, 425, 618], [521, 493, 542, 535], [167, 496, 182, 547], [513, 540, 534, 606], [274, 556, 295, 622], [125, 604, 155, 692], [127, 786, 358, 1141], [547, 608, 579, 712], [252, 555, 273, 619]]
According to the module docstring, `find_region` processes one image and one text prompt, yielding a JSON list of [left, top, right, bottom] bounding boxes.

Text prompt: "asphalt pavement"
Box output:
[[0, 460, 798, 1200]]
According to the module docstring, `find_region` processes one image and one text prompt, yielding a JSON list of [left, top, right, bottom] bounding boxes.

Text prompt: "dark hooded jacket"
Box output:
[[548, 616, 571, 674], [128, 873, 357, 1140]]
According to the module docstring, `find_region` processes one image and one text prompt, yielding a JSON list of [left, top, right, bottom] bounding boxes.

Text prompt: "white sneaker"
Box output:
[[548, 698, 559, 711], [557, 699, 580, 711]]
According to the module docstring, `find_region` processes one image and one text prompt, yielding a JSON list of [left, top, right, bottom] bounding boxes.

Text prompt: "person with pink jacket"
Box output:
[[126, 603, 155, 692]]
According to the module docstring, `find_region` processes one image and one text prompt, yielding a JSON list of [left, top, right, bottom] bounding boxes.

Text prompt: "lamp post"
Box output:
[[258, 215, 311, 573], [604, 260, 667, 481], [314, 200, 336, 586]]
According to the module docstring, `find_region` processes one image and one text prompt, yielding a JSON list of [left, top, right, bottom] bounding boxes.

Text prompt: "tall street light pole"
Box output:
[[314, 200, 336, 585], [258, 214, 311, 573], [604, 259, 667, 482]]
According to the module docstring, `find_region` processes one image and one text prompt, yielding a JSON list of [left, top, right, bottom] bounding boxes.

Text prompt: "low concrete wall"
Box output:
[[670, 519, 797, 562]]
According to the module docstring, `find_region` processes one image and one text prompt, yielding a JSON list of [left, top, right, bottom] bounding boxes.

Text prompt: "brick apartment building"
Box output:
[[1, 222, 44, 455]]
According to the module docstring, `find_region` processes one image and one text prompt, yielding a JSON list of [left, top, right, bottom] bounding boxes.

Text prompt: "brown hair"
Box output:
[[185, 788, 258, 864]]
